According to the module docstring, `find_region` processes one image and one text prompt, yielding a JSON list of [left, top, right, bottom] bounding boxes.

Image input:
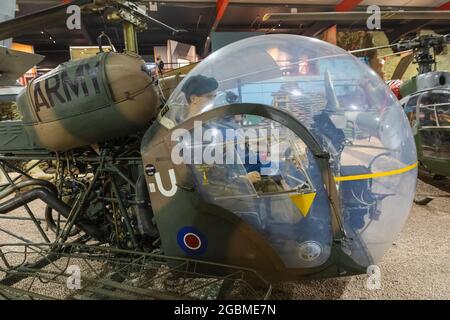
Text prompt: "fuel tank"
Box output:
[[16, 52, 160, 151]]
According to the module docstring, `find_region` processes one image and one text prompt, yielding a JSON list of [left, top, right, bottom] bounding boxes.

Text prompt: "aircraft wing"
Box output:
[[0, 0, 93, 41], [0, 46, 45, 86]]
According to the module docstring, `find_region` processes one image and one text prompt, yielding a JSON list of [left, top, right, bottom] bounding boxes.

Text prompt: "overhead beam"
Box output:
[[438, 1, 450, 10], [303, 0, 362, 37], [57, 22, 376, 34], [389, 1, 450, 42], [335, 0, 363, 12]]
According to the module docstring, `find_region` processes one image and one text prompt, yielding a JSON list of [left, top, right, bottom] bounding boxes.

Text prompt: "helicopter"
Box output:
[[395, 34, 450, 180], [0, 1, 420, 299], [330, 33, 450, 205], [261, 9, 450, 179]]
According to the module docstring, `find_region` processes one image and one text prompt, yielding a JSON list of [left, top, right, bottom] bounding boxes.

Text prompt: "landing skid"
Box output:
[[0, 243, 272, 300]]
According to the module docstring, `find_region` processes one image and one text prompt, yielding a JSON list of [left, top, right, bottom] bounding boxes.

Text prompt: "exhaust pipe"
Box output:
[[0, 179, 57, 200], [0, 186, 104, 240], [134, 174, 159, 239]]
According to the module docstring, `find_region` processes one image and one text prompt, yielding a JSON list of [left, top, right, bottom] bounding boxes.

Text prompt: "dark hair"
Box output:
[[181, 75, 219, 103]]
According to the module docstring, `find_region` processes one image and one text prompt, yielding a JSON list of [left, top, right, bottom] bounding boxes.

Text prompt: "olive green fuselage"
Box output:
[[15, 52, 159, 151], [415, 127, 450, 177]]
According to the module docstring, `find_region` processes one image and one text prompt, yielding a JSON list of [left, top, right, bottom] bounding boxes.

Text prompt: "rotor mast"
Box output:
[[107, 0, 184, 54], [122, 21, 138, 53], [397, 34, 450, 75], [106, 1, 146, 54]]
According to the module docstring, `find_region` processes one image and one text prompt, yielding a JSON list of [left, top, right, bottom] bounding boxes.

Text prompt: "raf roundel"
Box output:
[[177, 227, 207, 255], [184, 233, 201, 250]]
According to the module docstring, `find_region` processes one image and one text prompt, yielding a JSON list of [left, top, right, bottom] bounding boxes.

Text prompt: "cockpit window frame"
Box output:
[[167, 102, 346, 241], [417, 89, 450, 128]]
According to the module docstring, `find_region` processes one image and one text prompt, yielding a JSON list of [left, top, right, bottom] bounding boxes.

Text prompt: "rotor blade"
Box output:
[[116, 1, 186, 34], [263, 11, 450, 22], [349, 44, 396, 54], [0, 0, 93, 41], [391, 53, 414, 80], [142, 14, 188, 34], [380, 49, 413, 59], [0, 46, 45, 86]]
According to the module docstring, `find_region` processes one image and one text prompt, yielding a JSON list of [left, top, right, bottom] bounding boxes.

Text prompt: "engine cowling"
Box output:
[[16, 52, 160, 151]]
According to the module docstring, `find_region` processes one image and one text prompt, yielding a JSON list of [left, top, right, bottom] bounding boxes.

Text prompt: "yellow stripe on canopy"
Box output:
[[334, 162, 418, 182]]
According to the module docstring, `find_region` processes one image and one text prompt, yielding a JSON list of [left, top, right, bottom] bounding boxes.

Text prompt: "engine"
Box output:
[[16, 52, 160, 151]]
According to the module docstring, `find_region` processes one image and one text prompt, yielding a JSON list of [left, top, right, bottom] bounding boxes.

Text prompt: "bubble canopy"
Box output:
[[155, 34, 417, 270]]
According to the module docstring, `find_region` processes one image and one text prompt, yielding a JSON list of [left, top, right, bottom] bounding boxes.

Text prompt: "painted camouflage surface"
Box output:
[[16, 52, 160, 151], [140, 122, 288, 282], [140, 104, 369, 282]]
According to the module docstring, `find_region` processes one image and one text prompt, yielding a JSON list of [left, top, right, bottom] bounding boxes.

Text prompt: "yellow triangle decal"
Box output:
[[290, 192, 316, 217]]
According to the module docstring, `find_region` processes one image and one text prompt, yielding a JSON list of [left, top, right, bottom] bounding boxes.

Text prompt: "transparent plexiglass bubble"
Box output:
[[161, 34, 417, 267]]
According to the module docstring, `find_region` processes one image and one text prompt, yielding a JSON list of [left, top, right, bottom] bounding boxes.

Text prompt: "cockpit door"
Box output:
[[142, 103, 346, 270], [417, 90, 450, 161]]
